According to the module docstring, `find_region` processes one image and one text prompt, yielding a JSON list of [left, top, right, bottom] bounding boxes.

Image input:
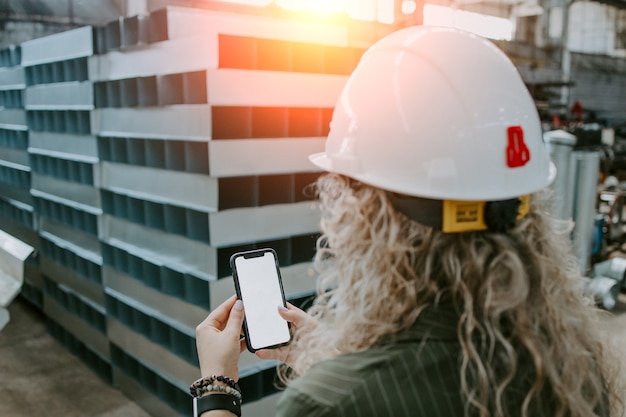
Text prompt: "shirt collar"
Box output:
[[392, 303, 460, 343]]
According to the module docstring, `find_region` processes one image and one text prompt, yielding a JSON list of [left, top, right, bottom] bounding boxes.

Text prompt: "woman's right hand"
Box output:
[[255, 303, 317, 367]]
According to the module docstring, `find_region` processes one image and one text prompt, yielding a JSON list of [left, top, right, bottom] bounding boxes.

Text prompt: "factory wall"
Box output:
[[569, 52, 626, 125], [0, 6, 366, 416]]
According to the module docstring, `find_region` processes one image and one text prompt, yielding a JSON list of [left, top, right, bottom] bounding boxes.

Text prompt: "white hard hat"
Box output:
[[309, 26, 556, 201]]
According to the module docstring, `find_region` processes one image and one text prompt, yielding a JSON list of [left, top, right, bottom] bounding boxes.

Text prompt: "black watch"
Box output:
[[193, 394, 241, 417]]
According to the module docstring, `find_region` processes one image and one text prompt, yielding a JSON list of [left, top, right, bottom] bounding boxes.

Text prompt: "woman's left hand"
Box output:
[[196, 295, 246, 380], [255, 303, 317, 367]]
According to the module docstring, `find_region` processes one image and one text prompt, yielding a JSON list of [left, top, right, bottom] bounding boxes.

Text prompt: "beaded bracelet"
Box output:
[[190, 375, 241, 398], [215, 375, 240, 392], [197, 384, 242, 401]]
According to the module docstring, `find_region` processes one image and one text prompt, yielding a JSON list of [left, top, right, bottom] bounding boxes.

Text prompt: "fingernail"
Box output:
[[278, 305, 288, 312], [234, 300, 243, 311]]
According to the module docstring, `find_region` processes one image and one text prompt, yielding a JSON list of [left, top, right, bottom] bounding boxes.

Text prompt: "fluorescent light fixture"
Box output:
[[377, 0, 395, 24], [424, 4, 514, 41], [402, 0, 417, 15], [216, 0, 273, 6], [513, 2, 544, 17], [215, 0, 395, 23], [276, 0, 346, 13], [347, 0, 376, 21]]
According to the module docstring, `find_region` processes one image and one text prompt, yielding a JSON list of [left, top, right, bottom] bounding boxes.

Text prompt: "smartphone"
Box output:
[[230, 248, 291, 352]]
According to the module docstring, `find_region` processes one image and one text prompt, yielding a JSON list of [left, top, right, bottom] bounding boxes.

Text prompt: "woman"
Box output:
[[192, 26, 623, 417]]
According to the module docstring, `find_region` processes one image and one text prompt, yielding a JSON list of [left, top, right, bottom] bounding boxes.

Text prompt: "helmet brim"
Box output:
[[309, 152, 332, 172], [309, 151, 558, 201]]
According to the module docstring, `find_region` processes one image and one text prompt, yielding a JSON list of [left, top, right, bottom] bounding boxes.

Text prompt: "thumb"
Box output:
[[278, 305, 307, 327], [278, 305, 299, 322], [225, 299, 245, 334], [278, 304, 318, 330]]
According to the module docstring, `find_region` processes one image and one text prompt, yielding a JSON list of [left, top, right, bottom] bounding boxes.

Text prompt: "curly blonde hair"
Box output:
[[284, 173, 623, 417]]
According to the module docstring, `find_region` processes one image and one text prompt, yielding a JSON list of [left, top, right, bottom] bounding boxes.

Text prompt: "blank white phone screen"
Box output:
[[235, 252, 290, 350]]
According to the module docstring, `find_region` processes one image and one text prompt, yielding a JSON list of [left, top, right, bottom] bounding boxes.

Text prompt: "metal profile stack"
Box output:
[[0, 47, 29, 233], [20, 26, 114, 383], [0, 6, 368, 416], [0, 45, 42, 308], [92, 8, 362, 415]]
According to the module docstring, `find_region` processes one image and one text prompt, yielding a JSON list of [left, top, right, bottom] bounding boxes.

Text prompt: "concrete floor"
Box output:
[[1, 294, 626, 417], [0, 299, 151, 417]]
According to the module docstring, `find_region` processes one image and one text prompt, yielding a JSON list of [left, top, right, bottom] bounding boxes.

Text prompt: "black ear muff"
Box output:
[[387, 193, 443, 229], [483, 199, 522, 233]]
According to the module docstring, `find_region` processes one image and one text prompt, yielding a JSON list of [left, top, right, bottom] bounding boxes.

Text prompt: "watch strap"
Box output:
[[193, 393, 241, 417]]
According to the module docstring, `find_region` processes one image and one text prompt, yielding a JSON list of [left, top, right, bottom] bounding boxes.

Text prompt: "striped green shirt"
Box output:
[[276, 306, 464, 417], [275, 306, 610, 417]]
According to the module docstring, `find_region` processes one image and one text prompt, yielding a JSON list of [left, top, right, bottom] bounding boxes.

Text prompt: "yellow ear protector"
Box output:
[[388, 194, 530, 233]]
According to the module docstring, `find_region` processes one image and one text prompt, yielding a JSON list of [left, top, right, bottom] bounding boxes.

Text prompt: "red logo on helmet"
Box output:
[[506, 126, 530, 168]]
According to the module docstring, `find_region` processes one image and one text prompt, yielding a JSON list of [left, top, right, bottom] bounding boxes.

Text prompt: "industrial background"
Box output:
[[0, 1, 625, 416]]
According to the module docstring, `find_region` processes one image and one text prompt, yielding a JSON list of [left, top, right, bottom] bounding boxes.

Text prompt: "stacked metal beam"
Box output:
[[0, 45, 43, 308], [21, 26, 114, 384], [0, 6, 366, 416]]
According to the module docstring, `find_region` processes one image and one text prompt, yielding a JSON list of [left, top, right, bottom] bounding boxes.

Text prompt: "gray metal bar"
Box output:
[[0, 147, 29, 167], [0, 109, 27, 129], [43, 296, 110, 359], [101, 215, 215, 279], [104, 265, 207, 330], [41, 255, 105, 307], [24, 82, 94, 110], [31, 174, 100, 209], [28, 131, 98, 159], [571, 150, 600, 274], [544, 129, 576, 220], [111, 369, 181, 417], [21, 26, 94, 67], [0, 67, 26, 89], [100, 162, 217, 211], [209, 202, 320, 247], [93, 106, 212, 140], [107, 317, 197, 390]]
